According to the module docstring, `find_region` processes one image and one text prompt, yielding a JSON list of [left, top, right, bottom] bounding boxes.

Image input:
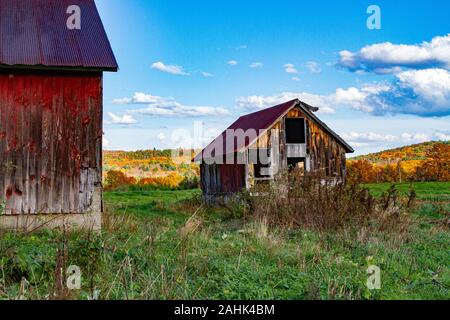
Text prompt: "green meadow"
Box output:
[[0, 183, 448, 300]]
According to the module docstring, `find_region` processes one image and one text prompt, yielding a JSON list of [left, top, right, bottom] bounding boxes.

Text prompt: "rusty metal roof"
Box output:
[[0, 0, 118, 71], [195, 99, 354, 161]]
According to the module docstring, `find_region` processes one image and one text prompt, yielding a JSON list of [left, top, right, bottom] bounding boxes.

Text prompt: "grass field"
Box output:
[[0, 183, 448, 300], [365, 182, 450, 201]]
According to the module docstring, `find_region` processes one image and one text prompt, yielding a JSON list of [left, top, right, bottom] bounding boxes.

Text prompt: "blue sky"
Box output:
[[96, 0, 450, 156]]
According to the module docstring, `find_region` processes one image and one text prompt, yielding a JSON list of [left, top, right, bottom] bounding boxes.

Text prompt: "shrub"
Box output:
[[248, 170, 412, 233], [104, 170, 136, 191]]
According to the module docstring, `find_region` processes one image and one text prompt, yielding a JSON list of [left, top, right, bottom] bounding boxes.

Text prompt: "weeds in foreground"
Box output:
[[0, 183, 448, 300], [248, 170, 414, 237]]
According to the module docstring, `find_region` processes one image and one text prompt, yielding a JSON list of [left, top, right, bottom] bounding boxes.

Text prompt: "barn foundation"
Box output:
[[0, 186, 102, 231]]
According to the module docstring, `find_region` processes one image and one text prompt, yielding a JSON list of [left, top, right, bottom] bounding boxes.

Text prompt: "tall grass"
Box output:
[[0, 180, 448, 300], [248, 170, 414, 235]]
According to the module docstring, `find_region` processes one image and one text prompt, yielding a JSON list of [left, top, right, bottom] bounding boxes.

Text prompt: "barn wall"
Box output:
[[201, 163, 246, 195], [306, 120, 347, 178], [0, 70, 103, 215], [286, 107, 347, 178], [246, 106, 347, 180]]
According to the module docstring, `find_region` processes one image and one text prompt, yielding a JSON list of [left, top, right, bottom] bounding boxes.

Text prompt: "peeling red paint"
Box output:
[[5, 187, 13, 200], [82, 116, 91, 126], [14, 187, 23, 197], [0, 70, 103, 214]]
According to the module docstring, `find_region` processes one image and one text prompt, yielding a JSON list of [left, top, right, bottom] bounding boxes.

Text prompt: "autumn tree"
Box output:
[[415, 143, 450, 181]]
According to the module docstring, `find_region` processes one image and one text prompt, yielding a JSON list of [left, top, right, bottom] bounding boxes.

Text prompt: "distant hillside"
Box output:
[[102, 149, 198, 182], [352, 141, 450, 164]]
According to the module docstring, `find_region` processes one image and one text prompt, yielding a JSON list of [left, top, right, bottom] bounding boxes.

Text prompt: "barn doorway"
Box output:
[[287, 157, 306, 175]]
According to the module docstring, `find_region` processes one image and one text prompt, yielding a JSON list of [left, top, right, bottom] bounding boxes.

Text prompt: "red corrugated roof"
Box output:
[[0, 0, 118, 71], [195, 99, 354, 162]]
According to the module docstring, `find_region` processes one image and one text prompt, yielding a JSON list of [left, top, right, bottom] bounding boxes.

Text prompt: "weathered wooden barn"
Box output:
[[0, 0, 118, 230], [195, 99, 354, 199]]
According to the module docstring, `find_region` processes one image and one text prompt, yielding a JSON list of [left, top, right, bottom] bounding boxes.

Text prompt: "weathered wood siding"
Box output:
[[201, 163, 246, 195], [247, 106, 347, 179], [306, 119, 347, 178], [285, 107, 347, 178], [0, 70, 103, 215]]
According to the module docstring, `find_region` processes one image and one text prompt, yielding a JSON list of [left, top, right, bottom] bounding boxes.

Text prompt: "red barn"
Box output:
[[0, 0, 117, 230]]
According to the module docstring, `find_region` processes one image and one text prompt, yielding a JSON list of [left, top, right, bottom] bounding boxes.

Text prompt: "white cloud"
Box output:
[[114, 92, 231, 118], [337, 34, 450, 74], [228, 60, 238, 66], [151, 61, 190, 75], [236, 45, 247, 50], [201, 72, 214, 78], [305, 61, 322, 74], [114, 92, 174, 105], [343, 131, 450, 148], [284, 63, 298, 74], [397, 68, 450, 105], [291, 77, 300, 81], [249, 62, 264, 68], [236, 92, 335, 115], [236, 68, 450, 117], [336, 68, 450, 117], [157, 133, 166, 141], [107, 112, 138, 125]]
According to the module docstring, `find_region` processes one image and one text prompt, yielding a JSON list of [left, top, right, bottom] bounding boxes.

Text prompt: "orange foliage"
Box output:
[[138, 172, 184, 189], [348, 143, 450, 183], [104, 170, 136, 191], [414, 143, 450, 181]]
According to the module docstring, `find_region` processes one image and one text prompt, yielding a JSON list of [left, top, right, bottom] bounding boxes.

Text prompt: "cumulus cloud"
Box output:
[[236, 92, 335, 115], [284, 63, 298, 74], [305, 61, 322, 74], [227, 60, 238, 66], [337, 34, 450, 74], [343, 131, 450, 148], [113, 92, 231, 118], [157, 133, 166, 141], [249, 62, 264, 68], [236, 68, 450, 117], [201, 72, 214, 78], [151, 61, 190, 75], [291, 77, 300, 81], [107, 112, 138, 125], [338, 68, 450, 117]]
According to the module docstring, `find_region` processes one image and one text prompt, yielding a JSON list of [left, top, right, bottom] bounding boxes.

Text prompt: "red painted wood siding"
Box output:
[[0, 71, 103, 214], [200, 163, 246, 195]]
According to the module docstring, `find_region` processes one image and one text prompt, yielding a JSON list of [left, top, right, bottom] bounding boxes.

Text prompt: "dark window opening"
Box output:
[[251, 148, 271, 179], [287, 157, 306, 174], [285, 118, 306, 144]]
